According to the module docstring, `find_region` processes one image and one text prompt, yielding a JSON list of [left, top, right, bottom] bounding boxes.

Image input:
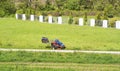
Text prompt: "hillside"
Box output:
[[0, 18, 120, 51]]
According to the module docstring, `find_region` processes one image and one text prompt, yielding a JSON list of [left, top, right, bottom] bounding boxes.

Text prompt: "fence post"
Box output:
[[30, 15, 34, 21], [48, 16, 52, 23], [79, 18, 83, 26], [90, 19, 95, 27], [22, 14, 26, 21], [58, 16, 62, 24], [39, 15, 43, 22], [116, 21, 120, 29], [15, 14, 18, 19], [103, 20, 108, 28]]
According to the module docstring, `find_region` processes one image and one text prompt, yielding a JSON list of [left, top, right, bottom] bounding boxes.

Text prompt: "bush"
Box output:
[[0, 9, 5, 17], [44, 16, 48, 22], [39, 11, 63, 16], [95, 12, 103, 26], [16, 9, 23, 14], [95, 20, 102, 26], [63, 10, 72, 16], [41, 11, 48, 16], [73, 17, 79, 25], [96, 12, 102, 20], [84, 12, 88, 25], [108, 14, 114, 18], [24, 8, 31, 19], [30, 9, 35, 15], [68, 16, 73, 24], [88, 11, 97, 16], [71, 11, 79, 17], [48, 11, 59, 16], [109, 18, 117, 27], [103, 11, 108, 20], [35, 11, 41, 16]]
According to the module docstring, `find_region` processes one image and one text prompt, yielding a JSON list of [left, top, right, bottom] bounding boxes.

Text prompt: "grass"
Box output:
[[0, 18, 120, 50], [0, 18, 119, 71], [0, 51, 119, 71], [0, 51, 119, 64], [0, 62, 119, 71]]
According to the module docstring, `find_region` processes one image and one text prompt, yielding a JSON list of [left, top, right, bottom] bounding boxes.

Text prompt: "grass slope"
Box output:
[[0, 18, 120, 50]]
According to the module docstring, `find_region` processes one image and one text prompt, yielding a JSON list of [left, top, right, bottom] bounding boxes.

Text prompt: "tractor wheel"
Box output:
[[51, 43, 58, 49], [61, 46, 66, 49]]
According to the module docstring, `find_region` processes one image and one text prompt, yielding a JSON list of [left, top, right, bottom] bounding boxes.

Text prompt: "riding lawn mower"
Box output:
[[41, 37, 66, 50]]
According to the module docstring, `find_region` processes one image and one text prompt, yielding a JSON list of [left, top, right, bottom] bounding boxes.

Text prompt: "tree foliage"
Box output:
[[1, 0, 120, 17], [0, 0, 16, 17]]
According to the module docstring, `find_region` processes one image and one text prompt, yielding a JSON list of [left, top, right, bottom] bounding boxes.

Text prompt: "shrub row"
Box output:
[[16, 9, 97, 17]]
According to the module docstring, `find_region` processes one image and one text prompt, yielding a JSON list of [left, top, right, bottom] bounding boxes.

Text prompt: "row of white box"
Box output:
[[15, 14, 120, 29]]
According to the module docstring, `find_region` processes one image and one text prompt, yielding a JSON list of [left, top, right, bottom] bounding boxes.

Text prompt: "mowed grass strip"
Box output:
[[0, 51, 119, 64], [0, 18, 120, 50], [0, 62, 119, 71]]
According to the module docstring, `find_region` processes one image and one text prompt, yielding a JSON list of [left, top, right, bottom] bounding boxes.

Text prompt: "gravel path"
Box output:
[[0, 48, 120, 54]]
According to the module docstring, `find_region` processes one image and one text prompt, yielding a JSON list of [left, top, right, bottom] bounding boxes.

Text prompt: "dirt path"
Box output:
[[0, 48, 120, 54]]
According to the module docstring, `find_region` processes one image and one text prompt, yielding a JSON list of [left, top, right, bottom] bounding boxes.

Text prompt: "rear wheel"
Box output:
[[51, 43, 58, 49]]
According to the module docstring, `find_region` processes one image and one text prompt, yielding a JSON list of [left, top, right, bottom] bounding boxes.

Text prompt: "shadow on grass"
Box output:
[[46, 45, 52, 49]]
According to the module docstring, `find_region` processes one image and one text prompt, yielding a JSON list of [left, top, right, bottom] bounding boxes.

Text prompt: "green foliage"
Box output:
[[68, 16, 73, 24], [0, 8, 5, 17], [103, 11, 108, 20], [103, 5, 114, 18], [35, 11, 41, 16], [0, 0, 16, 16], [30, 9, 35, 15], [45, 0, 55, 11], [96, 12, 102, 20], [109, 18, 117, 27], [1, 0, 120, 17], [96, 5, 104, 11], [95, 12, 103, 26], [62, 10, 72, 16], [73, 17, 79, 25], [84, 12, 88, 25], [44, 16, 48, 22], [65, 0, 80, 11], [25, 8, 31, 15], [16, 9, 24, 14]]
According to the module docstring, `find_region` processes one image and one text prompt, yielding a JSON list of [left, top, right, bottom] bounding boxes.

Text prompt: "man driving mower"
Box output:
[[51, 39, 65, 49], [41, 37, 66, 50]]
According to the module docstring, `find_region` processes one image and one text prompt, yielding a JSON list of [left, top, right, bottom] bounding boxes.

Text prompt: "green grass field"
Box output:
[[0, 18, 120, 71], [0, 62, 119, 71], [0, 51, 119, 71], [0, 51, 119, 64], [0, 18, 120, 50]]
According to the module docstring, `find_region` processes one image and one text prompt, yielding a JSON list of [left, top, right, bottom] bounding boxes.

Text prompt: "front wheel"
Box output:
[[61, 46, 66, 49]]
